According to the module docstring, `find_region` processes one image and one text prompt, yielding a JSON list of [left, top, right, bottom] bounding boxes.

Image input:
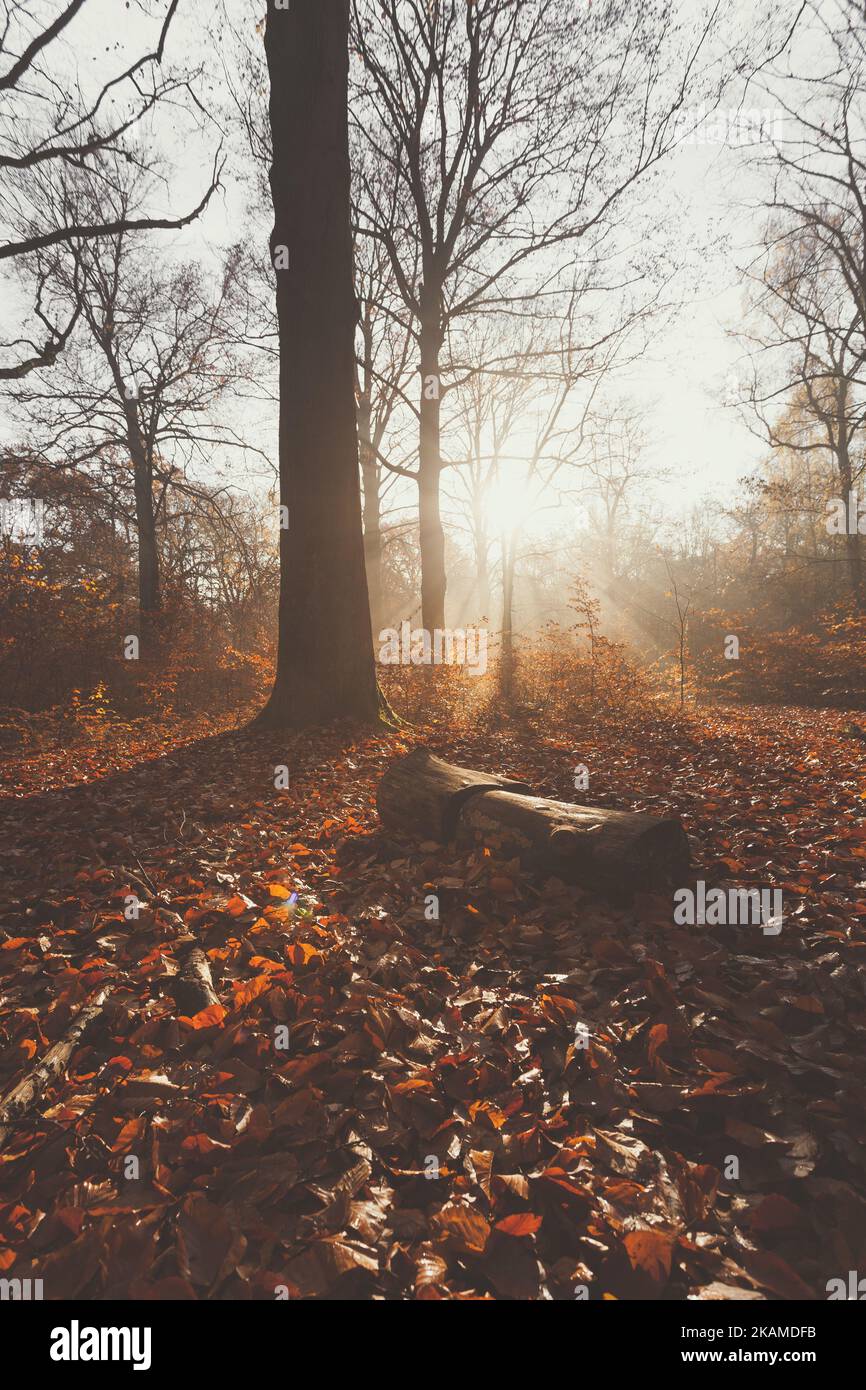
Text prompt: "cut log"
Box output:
[[171, 946, 219, 1016], [0, 988, 110, 1150], [377, 749, 689, 893], [376, 747, 531, 842]]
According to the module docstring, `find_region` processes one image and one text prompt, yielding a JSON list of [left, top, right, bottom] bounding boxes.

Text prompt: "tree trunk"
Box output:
[[257, 0, 379, 728], [844, 514, 864, 608], [358, 396, 384, 633], [125, 402, 161, 614], [500, 529, 517, 698], [378, 749, 690, 894], [418, 284, 446, 631], [472, 493, 490, 621], [94, 323, 161, 619], [836, 411, 864, 608]]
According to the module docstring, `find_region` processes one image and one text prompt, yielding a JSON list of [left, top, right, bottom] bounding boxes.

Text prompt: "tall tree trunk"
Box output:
[[418, 283, 446, 631], [473, 513, 490, 622], [836, 397, 864, 609], [257, 0, 379, 728], [125, 402, 161, 615], [358, 393, 383, 633], [844, 510, 864, 608], [500, 529, 517, 698]]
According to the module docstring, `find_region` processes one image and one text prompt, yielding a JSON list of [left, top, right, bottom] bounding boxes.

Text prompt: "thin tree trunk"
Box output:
[[836, 407, 864, 608], [844, 512, 864, 607], [125, 403, 161, 615], [358, 396, 384, 633], [475, 533, 490, 622], [418, 285, 446, 631], [257, 0, 379, 728], [500, 529, 516, 698], [471, 487, 490, 622], [95, 323, 161, 618]]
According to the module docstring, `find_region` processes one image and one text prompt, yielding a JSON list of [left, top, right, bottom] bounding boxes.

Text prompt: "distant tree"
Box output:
[[740, 0, 866, 603], [353, 216, 416, 633], [11, 159, 250, 623], [581, 400, 670, 587], [742, 230, 866, 605], [349, 0, 766, 630]]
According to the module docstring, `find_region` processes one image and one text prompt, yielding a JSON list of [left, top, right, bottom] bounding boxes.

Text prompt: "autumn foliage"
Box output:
[[2, 669, 865, 1300]]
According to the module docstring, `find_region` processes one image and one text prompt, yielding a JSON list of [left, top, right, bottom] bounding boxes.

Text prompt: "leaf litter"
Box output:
[[0, 701, 864, 1300]]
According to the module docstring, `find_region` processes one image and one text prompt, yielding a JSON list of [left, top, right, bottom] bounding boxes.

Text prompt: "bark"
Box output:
[[378, 747, 530, 840], [836, 394, 864, 607], [472, 504, 490, 621], [257, 0, 379, 728], [378, 749, 690, 893], [0, 990, 109, 1150], [171, 946, 219, 1016], [418, 283, 447, 631], [500, 529, 517, 697], [125, 400, 161, 614], [358, 393, 384, 633], [844, 510, 864, 607], [95, 322, 162, 616]]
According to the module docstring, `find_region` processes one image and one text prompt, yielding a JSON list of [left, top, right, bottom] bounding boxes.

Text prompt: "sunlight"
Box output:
[[483, 473, 534, 536]]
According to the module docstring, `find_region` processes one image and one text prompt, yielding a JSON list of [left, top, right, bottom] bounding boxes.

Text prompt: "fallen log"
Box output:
[[0, 988, 110, 1150], [171, 946, 220, 1016], [377, 748, 689, 893]]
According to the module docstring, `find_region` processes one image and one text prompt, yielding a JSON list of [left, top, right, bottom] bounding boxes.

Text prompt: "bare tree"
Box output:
[[255, 0, 379, 727], [665, 558, 692, 707], [735, 0, 866, 601], [353, 215, 417, 632], [448, 317, 536, 623], [11, 160, 251, 619], [581, 400, 671, 587], [349, 0, 765, 630], [0, 0, 222, 379], [741, 227, 866, 604]]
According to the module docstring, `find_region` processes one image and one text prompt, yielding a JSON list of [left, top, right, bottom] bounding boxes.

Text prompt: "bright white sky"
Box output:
[[623, 138, 763, 517], [0, 0, 834, 528]]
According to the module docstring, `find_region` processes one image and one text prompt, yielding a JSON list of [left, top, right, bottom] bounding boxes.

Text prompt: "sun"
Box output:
[[483, 473, 533, 535]]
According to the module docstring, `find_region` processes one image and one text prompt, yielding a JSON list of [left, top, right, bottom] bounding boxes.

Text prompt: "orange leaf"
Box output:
[[232, 975, 273, 1009], [225, 894, 257, 916], [112, 1115, 146, 1153], [495, 1213, 543, 1238], [286, 942, 322, 968], [623, 1230, 674, 1286], [181, 1133, 232, 1157], [180, 1003, 226, 1030]]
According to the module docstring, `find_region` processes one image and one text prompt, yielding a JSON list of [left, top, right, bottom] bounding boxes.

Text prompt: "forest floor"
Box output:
[[0, 697, 865, 1300]]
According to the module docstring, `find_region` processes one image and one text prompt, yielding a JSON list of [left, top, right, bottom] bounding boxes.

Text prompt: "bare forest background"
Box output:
[[1, 0, 865, 747]]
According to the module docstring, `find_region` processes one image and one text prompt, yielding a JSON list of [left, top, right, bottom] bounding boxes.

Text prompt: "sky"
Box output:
[[624, 137, 764, 518], [0, 0, 831, 529]]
